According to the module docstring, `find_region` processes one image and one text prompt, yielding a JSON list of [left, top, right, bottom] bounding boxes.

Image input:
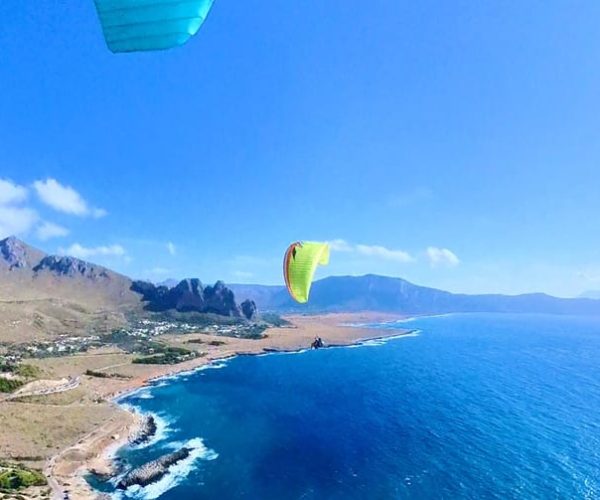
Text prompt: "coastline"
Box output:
[[46, 313, 411, 499]]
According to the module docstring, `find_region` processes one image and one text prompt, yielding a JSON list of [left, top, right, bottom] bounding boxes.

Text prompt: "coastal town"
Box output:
[[1, 315, 273, 365]]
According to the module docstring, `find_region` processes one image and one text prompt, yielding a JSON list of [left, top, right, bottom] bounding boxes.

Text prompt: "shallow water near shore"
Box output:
[[90, 313, 600, 499]]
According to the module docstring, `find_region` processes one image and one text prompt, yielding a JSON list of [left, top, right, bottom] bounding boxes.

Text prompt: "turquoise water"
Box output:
[[92, 313, 600, 499]]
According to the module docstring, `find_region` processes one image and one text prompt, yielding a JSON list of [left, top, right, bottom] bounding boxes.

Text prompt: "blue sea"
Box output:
[[91, 313, 600, 499]]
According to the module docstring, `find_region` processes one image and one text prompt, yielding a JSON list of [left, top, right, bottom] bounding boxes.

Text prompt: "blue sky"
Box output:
[[1, 1, 599, 297]]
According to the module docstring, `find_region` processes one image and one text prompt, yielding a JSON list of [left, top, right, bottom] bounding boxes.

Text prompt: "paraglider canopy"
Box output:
[[283, 242, 330, 303], [94, 0, 215, 53]]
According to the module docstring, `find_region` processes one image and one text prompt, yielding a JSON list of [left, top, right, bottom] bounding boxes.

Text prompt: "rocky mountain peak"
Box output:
[[0, 236, 45, 270], [173, 278, 203, 295], [203, 281, 240, 317], [131, 278, 243, 317], [172, 278, 205, 311], [33, 255, 110, 279], [241, 299, 257, 320]]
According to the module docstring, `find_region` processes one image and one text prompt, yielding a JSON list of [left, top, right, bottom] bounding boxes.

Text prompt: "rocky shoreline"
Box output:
[[117, 447, 192, 490], [128, 414, 157, 446], [102, 329, 419, 491], [45, 313, 406, 499]]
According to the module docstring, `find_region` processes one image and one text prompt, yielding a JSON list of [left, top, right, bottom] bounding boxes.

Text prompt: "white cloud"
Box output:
[[36, 221, 69, 241], [33, 178, 106, 218], [328, 239, 353, 252], [0, 206, 38, 239], [576, 269, 600, 284], [329, 239, 459, 267], [92, 208, 108, 218], [0, 178, 109, 244], [59, 243, 126, 260], [329, 239, 414, 263], [426, 247, 460, 267], [166, 242, 176, 256], [0, 179, 28, 206], [355, 244, 414, 263]]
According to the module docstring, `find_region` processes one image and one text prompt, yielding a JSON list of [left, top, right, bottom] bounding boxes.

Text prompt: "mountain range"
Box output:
[[1, 236, 599, 344], [0, 237, 246, 342], [0, 236, 139, 342], [230, 274, 600, 316]]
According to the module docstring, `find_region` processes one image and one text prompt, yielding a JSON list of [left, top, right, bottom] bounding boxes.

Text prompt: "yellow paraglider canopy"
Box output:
[[283, 241, 330, 303]]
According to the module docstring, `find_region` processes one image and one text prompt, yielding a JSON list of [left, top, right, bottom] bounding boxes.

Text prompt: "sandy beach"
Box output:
[[35, 313, 407, 499]]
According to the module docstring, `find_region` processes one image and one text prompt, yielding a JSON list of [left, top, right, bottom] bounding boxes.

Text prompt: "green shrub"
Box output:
[[261, 313, 292, 327], [14, 364, 41, 379], [0, 378, 24, 393], [85, 369, 131, 380], [0, 465, 46, 490], [184, 339, 204, 344], [132, 347, 197, 365]]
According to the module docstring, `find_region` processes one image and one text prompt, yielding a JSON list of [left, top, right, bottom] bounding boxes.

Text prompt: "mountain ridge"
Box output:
[[230, 273, 600, 316], [0, 236, 136, 303], [1, 235, 599, 343], [0, 237, 250, 342]]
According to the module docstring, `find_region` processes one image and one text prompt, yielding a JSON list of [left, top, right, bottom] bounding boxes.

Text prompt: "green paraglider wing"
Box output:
[[283, 242, 330, 304], [94, 0, 215, 53]]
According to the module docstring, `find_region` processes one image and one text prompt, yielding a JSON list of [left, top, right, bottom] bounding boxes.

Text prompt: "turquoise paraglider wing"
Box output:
[[94, 0, 215, 53]]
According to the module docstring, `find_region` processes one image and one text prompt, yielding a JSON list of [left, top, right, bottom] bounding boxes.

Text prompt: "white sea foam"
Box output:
[[393, 313, 457, 323], [136, 389, 154, 400], [117, 401, 138, 414], [135, 412, 172, 449], [156, 360, 231, 383], [201, 361, 228, 370], [116, 384, 160, 405], [339, 331, 421, 349], [269, 348, 310, 356], [118, 437, 218, 499], [107, 404, 174, 451], [151, 380, 169, 388]]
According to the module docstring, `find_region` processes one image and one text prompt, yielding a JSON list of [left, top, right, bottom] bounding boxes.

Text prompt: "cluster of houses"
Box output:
[[2, 317, 267, 364]]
